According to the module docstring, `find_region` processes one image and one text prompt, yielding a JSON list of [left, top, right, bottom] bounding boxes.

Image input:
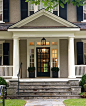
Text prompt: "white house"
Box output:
[[0, 0, 86, 79]]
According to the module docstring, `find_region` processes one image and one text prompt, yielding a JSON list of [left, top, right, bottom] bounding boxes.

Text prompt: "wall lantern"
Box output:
[[41, 37, 46, 45]]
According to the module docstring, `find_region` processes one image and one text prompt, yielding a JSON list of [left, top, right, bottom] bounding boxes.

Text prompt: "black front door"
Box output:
[[36, 47, 50, 77]]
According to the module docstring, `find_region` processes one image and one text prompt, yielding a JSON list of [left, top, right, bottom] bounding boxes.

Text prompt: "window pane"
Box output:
[[52, 49, 54, 53], [55, 49, 57, 53], [55, 54, 57, 58], [46, 42, 49, 45], [52, 42, 54, 45]]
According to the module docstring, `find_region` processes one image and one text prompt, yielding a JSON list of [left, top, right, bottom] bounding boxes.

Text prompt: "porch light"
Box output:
[[41, 37, 46, 45]]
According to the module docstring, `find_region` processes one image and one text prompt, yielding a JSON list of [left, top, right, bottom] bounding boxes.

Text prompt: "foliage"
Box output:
[[0, 99, 26, 106], [51, 67, 59, 71], [25, 0, 86, 10], [79, 74, 86, 91], [0, 77, 7, 87], [84, 84, 86, 89], [28, 67, 35, 72], [79, 92, 86, 98], [63, 99, 86, 106]]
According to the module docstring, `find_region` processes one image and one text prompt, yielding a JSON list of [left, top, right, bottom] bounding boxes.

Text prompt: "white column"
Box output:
[[13, 37, 19, 78], [68, 37, 75, 78]]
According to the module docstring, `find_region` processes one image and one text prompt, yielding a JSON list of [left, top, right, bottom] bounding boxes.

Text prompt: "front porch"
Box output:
[[0, 37, 86, 79]]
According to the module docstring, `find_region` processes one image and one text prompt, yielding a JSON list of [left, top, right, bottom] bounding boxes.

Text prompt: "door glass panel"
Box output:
[[37, 48, 50, 76]]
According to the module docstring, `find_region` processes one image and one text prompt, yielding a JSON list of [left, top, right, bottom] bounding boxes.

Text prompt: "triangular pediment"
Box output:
[[9, 9, 78, 29]]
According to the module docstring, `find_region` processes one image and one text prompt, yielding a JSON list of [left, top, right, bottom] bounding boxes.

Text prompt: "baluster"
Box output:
[[77, 66, 79, 75], [81, 66, 83, 75]]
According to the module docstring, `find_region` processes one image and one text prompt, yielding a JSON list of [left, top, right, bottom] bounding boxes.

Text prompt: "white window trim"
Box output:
[[0, 0, 5, 23], [28, 2, 59, 16]]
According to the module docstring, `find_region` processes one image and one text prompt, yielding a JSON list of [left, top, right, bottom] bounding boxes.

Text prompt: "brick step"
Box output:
[[16, 92, 72, 96], [9, 81, 68, 86], [18, 88, 71, 92], [18, 86, 71, 89], [7, 95, 81, 99]]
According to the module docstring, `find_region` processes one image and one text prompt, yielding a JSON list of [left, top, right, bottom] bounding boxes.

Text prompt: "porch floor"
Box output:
[[6, 77, 81, 82]]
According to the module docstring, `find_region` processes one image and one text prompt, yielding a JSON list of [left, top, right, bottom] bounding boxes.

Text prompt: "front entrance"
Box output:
[[36, 47, 50, 77]]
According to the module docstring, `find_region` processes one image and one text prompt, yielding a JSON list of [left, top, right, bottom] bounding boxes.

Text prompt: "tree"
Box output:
[[25, 0, 86, 10]]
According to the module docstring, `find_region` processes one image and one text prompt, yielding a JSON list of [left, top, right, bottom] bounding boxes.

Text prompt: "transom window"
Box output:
[[29, 42, 34, 46], [0, 0, 3, 22], [37, 42, 49, 46], [52, 42, 57, 45]]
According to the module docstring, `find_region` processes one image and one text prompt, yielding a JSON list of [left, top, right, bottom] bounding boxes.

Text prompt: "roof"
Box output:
[[9, 9, 78, 29], [0, 23, 86, 31], [73, 22, 86, 30], [0, 23, 13, 31]]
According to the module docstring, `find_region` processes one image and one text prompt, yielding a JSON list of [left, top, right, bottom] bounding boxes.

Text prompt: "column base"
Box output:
[[12, 76, 18, 79], [68, 76, 76, 78]]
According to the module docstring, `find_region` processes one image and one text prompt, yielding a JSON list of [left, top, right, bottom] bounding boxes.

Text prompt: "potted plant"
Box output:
[[28, 67, 35, 78], [51, 67, 59, 78], [83, 84, 86, 92]]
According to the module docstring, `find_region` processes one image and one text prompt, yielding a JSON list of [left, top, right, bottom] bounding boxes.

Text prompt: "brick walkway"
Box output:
[[25, 99, 65, 106]]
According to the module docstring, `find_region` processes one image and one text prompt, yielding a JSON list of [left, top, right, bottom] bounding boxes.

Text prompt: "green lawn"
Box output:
[[64, 99, 86, 106], [0, 99, 26, 106]]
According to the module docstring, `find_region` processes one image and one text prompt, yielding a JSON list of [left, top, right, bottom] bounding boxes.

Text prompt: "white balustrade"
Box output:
[[75, 65, 86, 77], [0, 66, 13, 76]]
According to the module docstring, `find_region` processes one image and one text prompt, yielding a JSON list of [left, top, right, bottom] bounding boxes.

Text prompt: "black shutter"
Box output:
[[3, 0, 9, 22], [77, 42, 83, 65], [77, 6, 83, 21], [21, 0, 28, 20], [3, 43, 9, 65], [59, 3, 67, 20]]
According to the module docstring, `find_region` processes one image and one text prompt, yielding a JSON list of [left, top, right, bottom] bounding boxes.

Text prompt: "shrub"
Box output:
[[79, 74, 86, 92], [0, 77, 7, 86], [79, 92, 86, 98], [28, 67, 35, 72], [51, 67, 59, 71]]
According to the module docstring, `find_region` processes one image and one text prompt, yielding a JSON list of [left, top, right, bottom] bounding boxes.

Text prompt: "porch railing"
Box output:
[[75, 65, 86, 77], [0, 66, 13, 76]]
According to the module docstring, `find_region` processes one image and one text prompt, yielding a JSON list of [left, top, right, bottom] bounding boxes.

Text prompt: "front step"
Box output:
[[7, 95, 81, 99], [7, 80, 81, 99]]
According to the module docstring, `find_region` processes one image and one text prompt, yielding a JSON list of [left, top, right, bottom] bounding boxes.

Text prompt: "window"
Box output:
[[83, 4, 86, 20], [52, 49, 57, 67], [29, 2, 34, 15], [30, 49, 34, 67], [38, 1, 45, 10], [53, 2, 58, 15], [52, 42, 57, 45], [83, 43, 86, 64], [37, 42, 49, 45], [0, 0, 3, 22], [29, 42, 34, 46]]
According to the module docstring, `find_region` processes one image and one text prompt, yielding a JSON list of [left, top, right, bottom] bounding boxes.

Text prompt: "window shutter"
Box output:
[[3, 0, 9, 22], [59, 3, 67, 20], [3, 43, 9, 65], [77, 6, 83, 21], [77, 42, 83, 65], [21, 0, 28, 20]]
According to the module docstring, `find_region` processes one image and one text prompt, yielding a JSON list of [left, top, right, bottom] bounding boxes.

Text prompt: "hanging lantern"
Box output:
[[41, 37, 46, 45]]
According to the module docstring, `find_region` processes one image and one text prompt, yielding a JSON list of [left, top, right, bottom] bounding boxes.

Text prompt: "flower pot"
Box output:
[[29, 71, 35, 78], [52, 71, 58, 78]]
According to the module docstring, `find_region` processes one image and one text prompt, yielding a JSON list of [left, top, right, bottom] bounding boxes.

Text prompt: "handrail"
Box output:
[[17, 62, 22, 95]]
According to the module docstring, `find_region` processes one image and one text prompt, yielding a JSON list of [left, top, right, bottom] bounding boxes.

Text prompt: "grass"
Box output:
[[63, 99, 86, 106], [0, 99, 26, 106]]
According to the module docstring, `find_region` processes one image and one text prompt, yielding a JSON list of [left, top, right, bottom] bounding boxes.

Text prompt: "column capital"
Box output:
[[13, 37, 20, 40], [68, 36, 75, 38]]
